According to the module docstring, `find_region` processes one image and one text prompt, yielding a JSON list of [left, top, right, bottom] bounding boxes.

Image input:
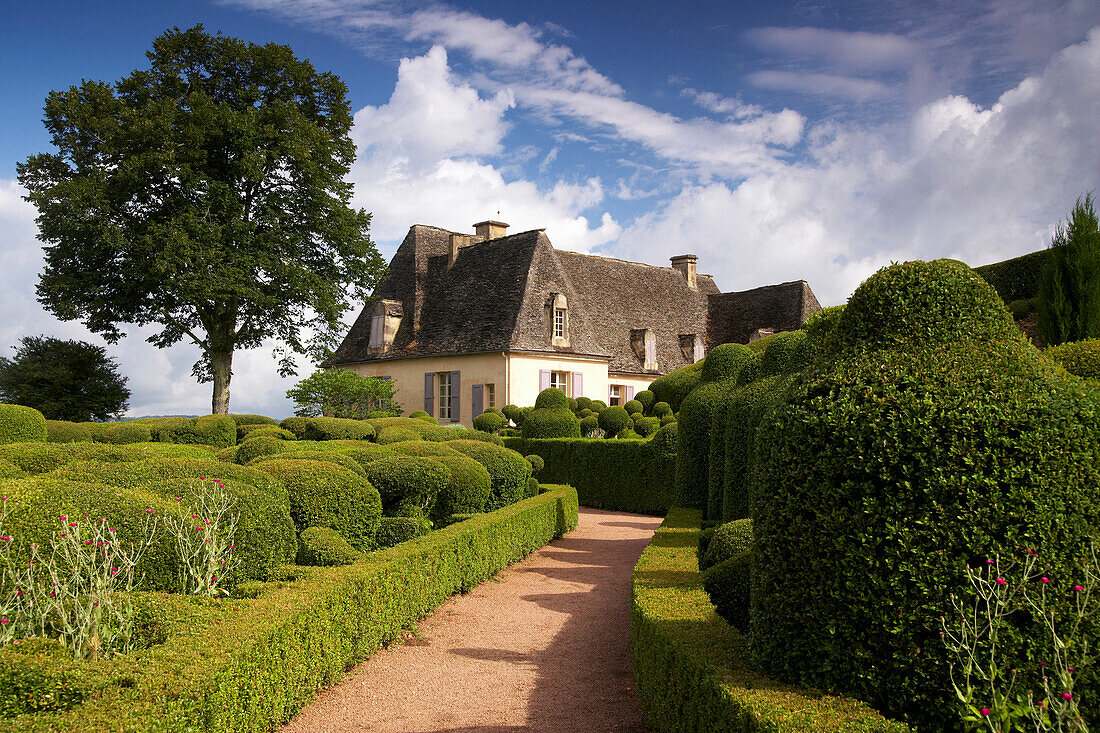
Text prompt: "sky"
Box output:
[[2, 0, 1099, 418]]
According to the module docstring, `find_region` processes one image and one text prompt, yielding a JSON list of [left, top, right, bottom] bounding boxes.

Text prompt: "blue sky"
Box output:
[[2, 0, 1099, 417]]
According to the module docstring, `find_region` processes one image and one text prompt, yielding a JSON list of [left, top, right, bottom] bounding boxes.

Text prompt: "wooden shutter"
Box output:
[[424, 372, 434, 416], [625, 385, 635, 401], [472, 384, 483, 417], [450, 371, 461, 422], [571, 372, 583, 398], [539, 370, 551, 390]]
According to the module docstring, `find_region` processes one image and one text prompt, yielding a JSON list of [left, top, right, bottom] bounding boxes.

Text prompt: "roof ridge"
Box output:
[[556, 248, 715, 278]]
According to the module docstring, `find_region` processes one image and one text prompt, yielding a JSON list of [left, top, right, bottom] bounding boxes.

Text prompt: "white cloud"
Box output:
[[747, 71, 894, 102], [746, 27, 923, 72]]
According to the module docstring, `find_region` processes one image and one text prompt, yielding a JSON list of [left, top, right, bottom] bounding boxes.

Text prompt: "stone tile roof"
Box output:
[[706, 280, 821, 346], [331, 224, 818, 375]]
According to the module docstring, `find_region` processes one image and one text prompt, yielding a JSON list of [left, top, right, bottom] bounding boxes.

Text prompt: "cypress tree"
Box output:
[[1037, 192, 1100, 345]]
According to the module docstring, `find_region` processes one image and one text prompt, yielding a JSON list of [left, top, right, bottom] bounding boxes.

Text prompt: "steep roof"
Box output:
[[330, 224, 718, 375], [706, 280, 822, 345]]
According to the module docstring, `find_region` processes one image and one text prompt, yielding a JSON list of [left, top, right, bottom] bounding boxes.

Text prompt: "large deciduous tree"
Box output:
[[0, 336, 130, 421], [1037, 192, 1100, 346], [17, 25, 385, 414]]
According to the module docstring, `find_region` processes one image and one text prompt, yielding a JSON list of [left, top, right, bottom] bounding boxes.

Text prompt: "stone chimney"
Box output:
[[670, 254, 698, 290], [448, 233, 472, 268], [474, 220, 509, 240]]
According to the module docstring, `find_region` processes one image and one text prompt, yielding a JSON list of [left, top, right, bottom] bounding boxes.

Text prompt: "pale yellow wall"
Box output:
[[506, 352, 610, 408], [343, 353, 507, 428], [607, 372, 658, 406]]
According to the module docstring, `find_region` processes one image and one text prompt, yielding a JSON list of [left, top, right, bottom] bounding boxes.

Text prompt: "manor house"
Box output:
[[329, 221, 821, 427]]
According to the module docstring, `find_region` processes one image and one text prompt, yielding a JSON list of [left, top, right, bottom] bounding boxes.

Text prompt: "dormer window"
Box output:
[[554, 308, 566, 338], [549, 293, 569, 347], [369, 299, 403, 354], [369, 315, 384, 349]]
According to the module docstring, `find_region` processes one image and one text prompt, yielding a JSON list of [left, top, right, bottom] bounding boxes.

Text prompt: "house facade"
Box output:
[[329, 221, 821, 427]]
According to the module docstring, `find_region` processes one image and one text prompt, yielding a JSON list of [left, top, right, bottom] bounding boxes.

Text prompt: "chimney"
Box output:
[[474, 220, 509, 240], [670, 254, 698, 290], [448, 233, 471, 268]]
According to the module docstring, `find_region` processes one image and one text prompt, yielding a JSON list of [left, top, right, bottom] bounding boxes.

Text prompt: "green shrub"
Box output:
[[579, 414, 599, 436], [650, 422, 677, 459], [500, 427, 520, 437], [634, 390, 655, 414], [235, 435, 296, 465], [239, 425, 296, 441], [652, 401, 672, 419], [526, 476, 539, 498], [589, 400, 608, 413], [387, 440, 461, 458], [720, 376, 789, 521], [1007, 298, 1033, 319], [80, 421, 108, 441], [0, 441, 213, 475], [279, 417, 312, 439], [501, 404, 522, 426], [255, 460, 382, 552], [575, 396, 593, 412], [703, 343, 755, 382], [801, 304, 846, 355], [524, 454, 544, 474], [659, 414, 676, 426], [634, 417, 659, 438], [632, 509, 906, 733], [278, 417, 375, 442], [429, 455, 491, 520], [472, 411, 505, 433], [230, 414, 278, 427], [1045, 338, 1100, 379], [98, 421, 152, 445], [577, 408, 593, 418], [305, 439, 393, 468], [756, 330, 815, 379], [648, 361, 703, 413], [374, 516, 429, 548], [521, 407, 581, 439], [619, 429, 642, 440], [297, 526, 362, 566], [360, 456, 449, 518], [623, 399, 643, 416], [597, 405, 631, 437], [836, 259, 1020, 352], [249, 450, 365, 476], [375, 426, 421, 444], [409, 410, 437, 423], [0, 458, 27, 479], [132, 415, 237, 447], [974, 247, 1050, 303], [45, 420, 90, 443], [216, 445, 239, 463], [701, 518, 752, 571], [445, 440, 531, 510], [703, 550, 753, 632], [0, 404, 48, 445], [0, 638, 87, 716], [534, 387, 569, 410]]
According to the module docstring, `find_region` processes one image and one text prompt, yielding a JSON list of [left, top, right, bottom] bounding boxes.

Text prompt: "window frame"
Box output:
[[553, 308, 566, 338], [437, 371, 452, 420], [484, 383, 496, 408], [369, 314, 385, 348], [550, 371, 568, 392], [609, 384, 621, 406]]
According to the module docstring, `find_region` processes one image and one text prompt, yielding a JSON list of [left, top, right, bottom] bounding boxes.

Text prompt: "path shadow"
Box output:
[[600, 520, 663, 530]]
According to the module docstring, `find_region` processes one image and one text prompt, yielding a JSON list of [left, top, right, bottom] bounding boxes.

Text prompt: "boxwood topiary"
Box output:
[[634, 390, 655, 414], [308, 439, 393, 467], [579, 415, 599, 436], [230, 414, 278, 427], [534, 387, 570, 410], [45, 420, 90, 443], [0, 458, 27, 479], [249, 450, 365, 477], [374, 516, 429, 548], [623, 399, 643, 416], [648, 361, 703, 413], [0, 441, 214, 475], [659, 414, 676, 426], [524, 454, 545, 475], [703, 550, 752, 632], [445, 440, 531, 510], [239, 425, 296, 441], [800, 304, 846, 355], [279, 417, 312, 440], [99, 422, 152, 445], [526, 476, 539, 498], [756, 330, 816, 379], [375, 426, 422, 444], [634, 416, 660, 438], [701, 518, 752, 571], [1045, 338, 1100, 379], [651, 422, 677, 458], [589, 400, 608, 413], [409, 410, 437, 423], [361, 455, 449, 517], [0, 404, 48, 445], [428, 455, 491, 520], [501, 404, 522, 426], [254, 460, 382, 552], [720, 376, 789, 522], [472, 411, 505, 433], [597, 405, 631, 437], [297, 526, 362, 566], [652, 402, 672, 419], [521, 407, 581, 439], [575, 396, 593, 412], [387, 440, 461, 458], [235, 435, 296, 466]]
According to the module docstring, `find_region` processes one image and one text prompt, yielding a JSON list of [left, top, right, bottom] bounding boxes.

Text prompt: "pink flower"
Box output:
[[1041, 577, 1050, 583], [69, 522, 77, 527], [0, 618, 8, 624], [199, 476, 205, 481], [146, 509, 154, 514], [986, 560, 994, 565], [996, 577, 1006, 586], [1063, 692, 1073, 701], [174, 498, 181, 502], [1039, 700, 1047, 708], [1074, 585, 1084, 591], [980, 708, 991, 716], [1069, 667, 1076, 672]]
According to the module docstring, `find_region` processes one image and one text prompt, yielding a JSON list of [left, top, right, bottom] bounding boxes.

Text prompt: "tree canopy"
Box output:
[[17, 25, 386, 414], [1037, 192, 1100, 345], [286, 369, 400, 418], [0, 336, 130, 421]]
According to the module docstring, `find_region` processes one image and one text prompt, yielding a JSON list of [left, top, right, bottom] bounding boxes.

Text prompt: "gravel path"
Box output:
[[280, 506, 664, 733]]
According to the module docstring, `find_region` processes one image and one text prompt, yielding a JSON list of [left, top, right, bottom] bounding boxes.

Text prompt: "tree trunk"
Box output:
[[210, 350, 233, 415]]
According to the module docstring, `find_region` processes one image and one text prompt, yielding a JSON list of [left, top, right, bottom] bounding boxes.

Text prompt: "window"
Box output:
[[437, 372, 452, 420], [645, 339, 656, 367], [609, 384, 621, 406], [693, 341, 704, 362], [369, 314, 384, 348], [550, 371, 568, 392], [553, 308, 566, 338], [484, 383, 496, 408]]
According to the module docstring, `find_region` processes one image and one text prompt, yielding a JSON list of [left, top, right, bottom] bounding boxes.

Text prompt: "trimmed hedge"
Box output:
[[297, 526, 362, 567], [429, 455, 492, 520], [631, 507, 907, 733], [756, 330, 815, 378], [505, 437, 675, 515], [374, 516, 429, 548], [700, 518, 752, 571], [255, 460, 382, 552], [386, 440, 461, 457], [534, 387, 569, 410], [360, 456, 449, 518], [235, 435, 296, 465], [0, 486, 578, 732], [648, 361, 703, 413], [277, 417, 375, 442], [99, 422, 152, 444], [703, 551, 753, 632], [0, 458, 26, 479], [248, 450, 366, 477], [597, 405, 631, 437], [0, 441, 215, 475], [230, 414, 279, 427], [44, 420, 90, 443], [472, 411, 505, 433], [1045, 338, 1100, 379], [521, 407, 581, 439], [719, 376, 789, 522], [445, 440, 531, 510], [973, 247, 1050, 303], [130, 415, 237, 447], [0, 404, 47, 445]]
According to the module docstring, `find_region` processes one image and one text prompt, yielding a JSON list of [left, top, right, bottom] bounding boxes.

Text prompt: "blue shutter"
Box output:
[[450, 371, 461, 422], [572, 372, 583, 398], [539, 370, 551, 390], [472, 384, 483, 417], [424, 372, 434, 416]]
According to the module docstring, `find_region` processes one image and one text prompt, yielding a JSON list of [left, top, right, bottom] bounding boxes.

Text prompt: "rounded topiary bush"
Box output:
[[720, 376, 789, 522], [279, 417, 311, 440], [241, 426, 296, 441], [703, 550, 752, 633], [297, 526, 362, 566], [651, 421, 677, 458], [800, 304, 846, 355], [597, 405, 631, 437], [1045, 338, 1100, 379], [375, 426, 422, 444], [659, 414, 676, 426], [589, 400, 607, 413], [0, 404, 48, 445], [0, 458, 27, 479], [836, 259, 1021, 353], [387, 440, 461, 458], [99, 422, 152, 445], [652, 401, 672, 419], [579, 415, 599, 436], [702, 343, 756, 382], [534, 387, 569, 410], [310, 439, 393, 468], [634, 390, 655, 414], [45, 420, 90, 444], [0, 441, 213, 475], [249, 450, 365, 476], [375, 516, 429, 548], [445, 440, 531, 510], [701, 518, 752, 571], [524, 454, 544, 475], [409, 410, 438, 423], [255, 460, 382, 552], [501, 404, 522, 426], [575, 396, 593, 412], [648, 361, 703, 413], [756, 330, 816, 379], [521, 408, 581, 439], [623, 399, 643, 416], [634, 416, 660, 438], [472, 411, 505, 433], [430, 455, 492, 519], [361, 456, 449, 517], [526, 476, 539, 498], [752, 342, 1100, 729], [230, 414, 278, 427], [235, 435, 295, 466]]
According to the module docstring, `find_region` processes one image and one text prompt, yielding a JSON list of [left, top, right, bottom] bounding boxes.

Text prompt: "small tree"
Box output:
[[286, 369, 400, 418], [0, 336, 130, 421], [18, 26, 385, 414], [1037, 192, 1100, 346]]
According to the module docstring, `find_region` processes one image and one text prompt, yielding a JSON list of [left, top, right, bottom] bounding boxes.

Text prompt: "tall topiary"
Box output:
[[751, 259, 1100, 729], [648, 361, 703, 413]]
